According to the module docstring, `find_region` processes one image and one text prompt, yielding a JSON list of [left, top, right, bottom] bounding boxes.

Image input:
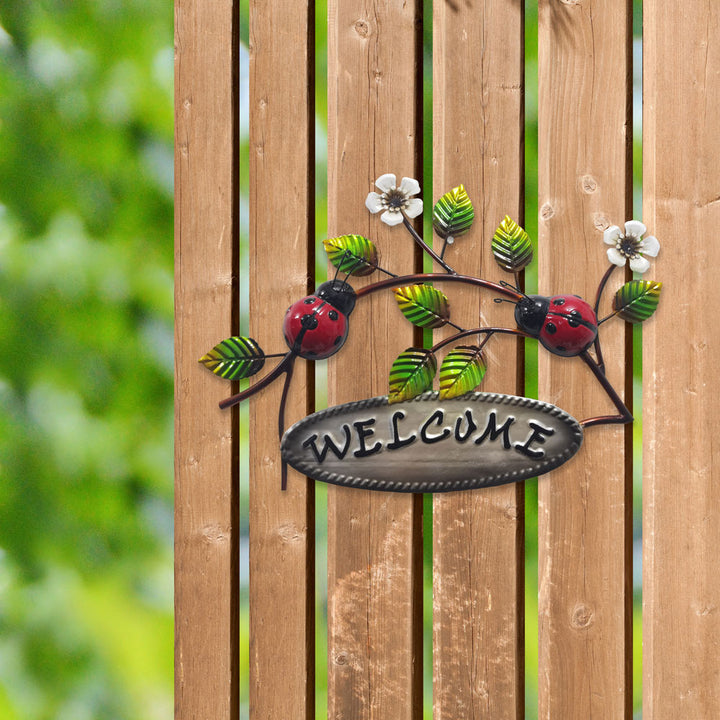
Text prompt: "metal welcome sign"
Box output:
[[200, 174, 662, 491]]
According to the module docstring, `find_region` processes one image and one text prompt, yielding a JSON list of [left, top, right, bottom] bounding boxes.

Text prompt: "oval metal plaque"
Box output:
[[281, 391, 583, 493]]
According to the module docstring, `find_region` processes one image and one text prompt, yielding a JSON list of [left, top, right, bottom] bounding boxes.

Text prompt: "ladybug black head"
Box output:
[[514, 295, 550, 337], [316, 280, 356, 317]]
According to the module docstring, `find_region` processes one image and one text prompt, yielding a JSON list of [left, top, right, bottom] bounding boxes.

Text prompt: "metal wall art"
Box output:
[[200, 174, 662, 492]]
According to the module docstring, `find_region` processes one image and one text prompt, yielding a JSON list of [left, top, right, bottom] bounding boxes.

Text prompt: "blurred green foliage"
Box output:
[[0, 3, 173, 719]]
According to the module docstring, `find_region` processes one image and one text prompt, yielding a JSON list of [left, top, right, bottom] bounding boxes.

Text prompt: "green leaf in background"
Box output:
[[613, 280, 662, 324], [323, 234, 378, 276], [491, 215, 533, 273], [394, 284, 450, 329], [388, 348, 437, 404], [439, 346, 487, 399], [432, 185, 475, 240], [199, 336, 265, 379]]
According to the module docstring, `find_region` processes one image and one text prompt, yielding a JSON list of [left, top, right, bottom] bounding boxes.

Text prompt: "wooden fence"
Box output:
[[175, 1, 720, 717]]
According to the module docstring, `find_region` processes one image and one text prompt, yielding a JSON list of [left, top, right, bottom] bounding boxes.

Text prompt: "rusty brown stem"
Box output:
[[431, 327, 531, 354], [356, 273, 525, 302], [579, 351, 633, 427], [594, 263, 618, 315], [218, 351, 295, 410], [402, 216, 457, 274]]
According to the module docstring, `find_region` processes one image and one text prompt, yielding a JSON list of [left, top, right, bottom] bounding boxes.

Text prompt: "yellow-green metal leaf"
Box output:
[[492, 215, 533, 273], [323, 234, 379, 276], [613, 280, 662, 324], [388, 348, 437, 404], [438, 346, 487, 399], [432, 185, 475, 240], [199, 336, 265, 380], [394, 284, 450, 329]]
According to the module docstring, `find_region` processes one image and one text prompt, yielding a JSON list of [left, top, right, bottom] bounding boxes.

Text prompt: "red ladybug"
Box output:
[[514, 294, 598, 357], [283, 280, 357, 359]]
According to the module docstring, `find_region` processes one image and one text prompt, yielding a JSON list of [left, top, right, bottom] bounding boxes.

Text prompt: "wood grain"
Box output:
[[432, 1, 525, 717], [537, 1, 632, 717], [174, 1, 239, 718], [643, 4, 720, 717], [326, 1, 423, 718], [248, 1, 315, 717]]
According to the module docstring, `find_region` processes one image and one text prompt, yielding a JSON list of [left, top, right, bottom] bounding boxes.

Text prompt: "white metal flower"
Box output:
[[604, 220, 660, 274], [365, 173, 423, 227]]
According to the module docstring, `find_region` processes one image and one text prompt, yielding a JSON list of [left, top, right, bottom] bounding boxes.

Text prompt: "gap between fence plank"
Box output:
[[432, 1, 525, 717], [643, 4, 720, 717], [174, 1, 240, 718], [537, 0, 633, 717], [326, 2, 424, 718], [248, 1, 316, 718]]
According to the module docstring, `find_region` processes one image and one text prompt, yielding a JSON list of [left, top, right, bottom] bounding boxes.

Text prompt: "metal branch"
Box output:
[[218, 351, 296, 410], [355, 273, 525, 302], [578, 351, 633, 427], [431, 326, 532, 354], [402, 216, 457, 274]]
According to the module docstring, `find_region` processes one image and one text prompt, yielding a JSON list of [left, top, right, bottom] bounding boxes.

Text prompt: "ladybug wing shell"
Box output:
[[299, 303, 349, 359], [539, 295, 598, 357], [283, 297, 349, 360]]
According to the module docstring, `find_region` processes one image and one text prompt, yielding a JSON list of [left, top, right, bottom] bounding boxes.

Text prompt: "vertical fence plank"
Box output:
[[432, 2, 525, 718], [174, 1, 239, 718], [643, 5, 720, 717], [326, 1, 423, 718], [248, 1, 315, 717], [537, 1, 632, 717]]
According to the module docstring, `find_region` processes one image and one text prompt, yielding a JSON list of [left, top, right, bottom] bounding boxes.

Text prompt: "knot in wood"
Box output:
[[354, 19, 370, 38], [581, 175, 597, 193], [592, 213, 610, 231], [540, 202, 555, 221], [571, 603, 594, 629]]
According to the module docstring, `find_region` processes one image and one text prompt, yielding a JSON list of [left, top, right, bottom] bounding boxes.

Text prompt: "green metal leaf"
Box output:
[[438, 346, 487, 400], [199, 336, 265, 380], [491, 215, 533, 273], [394, 284, 450, 329], [613, 280, 662, 324], [432, 185, 475, 240], [388, 348, 437, 404], [323, 234, 379, 277]]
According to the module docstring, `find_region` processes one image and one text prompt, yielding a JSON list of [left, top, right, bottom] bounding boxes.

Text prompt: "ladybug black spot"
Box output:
[[304, 297, 315, 304], [301, 313, 319, 330], [333, 335, 342, 346], [556, 346, 567, 352], [552, 298, 566, 306], [567, 310, 581, 328], [545, 322, 557, 334], [328, 310, 339, 321]]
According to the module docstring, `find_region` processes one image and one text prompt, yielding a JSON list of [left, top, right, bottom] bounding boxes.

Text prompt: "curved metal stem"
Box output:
[[356, 273, 525, 302], [278, 356, 296, 490], [431, 326, 531, 354], [579, 351, 633, 427], [218, 351, 295, 410], [402, 216, 457, 274], [594, 263, 618, 315]]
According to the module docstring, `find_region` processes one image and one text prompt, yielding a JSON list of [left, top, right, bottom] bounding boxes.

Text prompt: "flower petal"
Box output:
[[630, 255, 650, 274], [399, 176, 421, 197], [607, 248, 627, 267], [380, 209, 404, 226], [365, 192, 384, 214], [641, 234, 660, 257], [404, 197, 423, 218], [624, 220, 647, 238], [604, 225, 621, 245], [375, 173, 396, 193]]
